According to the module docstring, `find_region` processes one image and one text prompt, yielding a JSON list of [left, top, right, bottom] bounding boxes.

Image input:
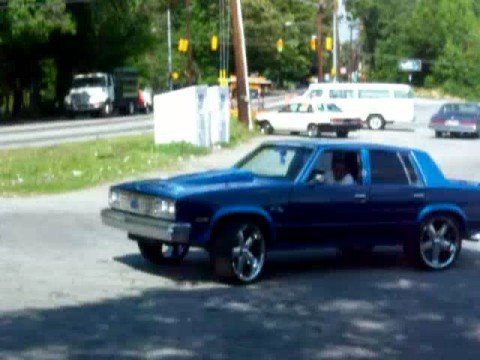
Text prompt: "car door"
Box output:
[[366, 149, 426, 243], [271, 103, 300, 131], [286, 148, 371, 245]]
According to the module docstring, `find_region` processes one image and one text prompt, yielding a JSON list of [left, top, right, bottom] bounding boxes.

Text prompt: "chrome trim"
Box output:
[[101, 208, 190, 244], [467, 232, 480, 242]]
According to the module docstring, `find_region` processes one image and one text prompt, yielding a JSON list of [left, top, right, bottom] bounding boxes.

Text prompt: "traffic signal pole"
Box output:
[[316, 1, 326, 83], [230, 0, 252, 129]]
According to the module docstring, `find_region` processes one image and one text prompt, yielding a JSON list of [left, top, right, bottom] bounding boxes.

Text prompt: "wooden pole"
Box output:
[[186, 0, 193, 84], [316, 1, 325, 83], [230, 0, 252, 129]]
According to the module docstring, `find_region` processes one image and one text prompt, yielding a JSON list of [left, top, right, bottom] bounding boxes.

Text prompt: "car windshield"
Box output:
[[72, 77, 106, 88], [235, 145, 313, 180]]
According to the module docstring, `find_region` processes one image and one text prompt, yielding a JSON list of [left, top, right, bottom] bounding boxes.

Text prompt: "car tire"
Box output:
[[367, 115, 385, 130], [404, 214, 462, 271], [435, 131, 443, 138], [336, 130, 349, 138], [307, 124, 319, 138], [212, 220, 267, 284], [137, 240, 190, 265], [259, 121, 274, 135]]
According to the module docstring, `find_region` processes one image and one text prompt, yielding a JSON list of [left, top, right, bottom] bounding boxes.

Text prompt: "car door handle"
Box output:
[[413, 193, 425, 199], [354, 193, 367, 201]]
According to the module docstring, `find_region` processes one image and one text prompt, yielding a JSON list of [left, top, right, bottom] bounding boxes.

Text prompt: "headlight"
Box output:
[[109, 189, 121, 208], [150, 198, 176, 220], [64, 95, 71, 105]]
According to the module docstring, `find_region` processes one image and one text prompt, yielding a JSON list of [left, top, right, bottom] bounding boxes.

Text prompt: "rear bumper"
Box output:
[[101, 208, 191, 244], [429, 124, 478, 134]]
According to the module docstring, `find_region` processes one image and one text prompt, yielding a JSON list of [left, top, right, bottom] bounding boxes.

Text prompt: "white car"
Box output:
[[256, 102, 363, 138]]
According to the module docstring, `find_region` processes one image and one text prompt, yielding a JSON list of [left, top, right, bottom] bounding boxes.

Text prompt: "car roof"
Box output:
[[261, 139, 419, 153]]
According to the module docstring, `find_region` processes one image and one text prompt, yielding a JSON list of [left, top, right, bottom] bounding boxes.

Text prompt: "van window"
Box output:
[[394, 89, 413, 98], [329, 89, 355, 99], [358, 89, 390, 99], [308, 89, 323, 98]]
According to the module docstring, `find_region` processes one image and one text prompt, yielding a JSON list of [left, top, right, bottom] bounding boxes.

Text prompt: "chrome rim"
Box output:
[[231, 224, 265, 282], [260, 125, 269, 134], [307, 126, 316, 137], [105, 103, 111, 115], [420, 217, 460, 269], [161, 243, 188, 259], [369, 117, 383, 130]]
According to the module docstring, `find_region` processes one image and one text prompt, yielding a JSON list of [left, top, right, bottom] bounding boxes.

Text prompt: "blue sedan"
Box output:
[[101, 140, 480, 284]]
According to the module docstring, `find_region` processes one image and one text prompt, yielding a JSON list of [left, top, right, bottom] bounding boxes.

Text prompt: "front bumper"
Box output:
[[318, 122, 363, 132], [66, 102, 104, 112], [101, 208, 191, 244]]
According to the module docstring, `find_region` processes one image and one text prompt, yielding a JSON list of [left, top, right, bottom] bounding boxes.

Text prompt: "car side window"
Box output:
[[297, 103, 312, 113], [370, 150, 409, 185], [312, 150, 363, 186], [309, 90, 323, 98], [400, 152, 422, 185], [280, 104, 299, 113]]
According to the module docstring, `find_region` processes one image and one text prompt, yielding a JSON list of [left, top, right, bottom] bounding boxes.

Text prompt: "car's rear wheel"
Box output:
[[307, 124, 319, 138], [336, 130, 349, 138], [212, 220, 267, 284], [137, 240, 190, 265], [435, 131, 443, 138], [367, 115, 385, 130], [405, 215, 462, 270], [259, 121, 274, 135]]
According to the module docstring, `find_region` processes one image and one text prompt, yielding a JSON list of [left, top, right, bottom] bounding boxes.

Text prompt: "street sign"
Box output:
[[398, 59, 422, 72]]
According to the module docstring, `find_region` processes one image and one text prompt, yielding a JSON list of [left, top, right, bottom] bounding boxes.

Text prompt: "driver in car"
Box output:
[[325, 158, 355, 185]]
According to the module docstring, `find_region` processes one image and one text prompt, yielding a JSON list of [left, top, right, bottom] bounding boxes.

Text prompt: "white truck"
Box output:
[[64, 68, 141, 118]]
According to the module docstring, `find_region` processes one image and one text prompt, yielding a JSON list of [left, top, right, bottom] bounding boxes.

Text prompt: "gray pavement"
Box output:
[[1, 99, 480, 359]]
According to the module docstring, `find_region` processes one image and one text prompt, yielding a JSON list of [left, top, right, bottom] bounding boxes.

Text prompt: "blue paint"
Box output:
[[110, 139, 480, 248]]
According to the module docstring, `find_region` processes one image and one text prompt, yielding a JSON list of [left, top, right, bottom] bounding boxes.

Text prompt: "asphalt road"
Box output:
[[2, 98, 480, 359], [0, 94, 290, 150]]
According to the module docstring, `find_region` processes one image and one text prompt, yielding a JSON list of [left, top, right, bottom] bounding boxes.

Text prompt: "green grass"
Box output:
[[0, 119, 256, 196]]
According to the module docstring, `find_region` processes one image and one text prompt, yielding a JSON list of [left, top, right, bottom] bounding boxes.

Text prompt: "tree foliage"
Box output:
[[346, 0, 480, 98]]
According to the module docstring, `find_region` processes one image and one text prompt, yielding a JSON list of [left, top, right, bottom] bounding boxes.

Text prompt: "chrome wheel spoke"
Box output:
[[438, 224, 449, 237], [237, 254, 246, 275], [232, 246, 242, 258], [431, 241, 441, 267], [420, 240, 433, 252], [427, 224, 437, 239]]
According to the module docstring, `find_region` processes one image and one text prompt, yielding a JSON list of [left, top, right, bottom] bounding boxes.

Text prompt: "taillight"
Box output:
[[137, 90, 145, 106], [460, 119, 477, 126], [430, 117, 444, 124], [331, 118, 343, 124]]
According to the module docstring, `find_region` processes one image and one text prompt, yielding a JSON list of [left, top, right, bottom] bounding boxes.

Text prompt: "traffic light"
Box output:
[[310, 36, 317, 51], [178, 38, 189, 53], [325, 36, 333, 51], [211, 35, 219, 51], [276, 38, 284, 53]]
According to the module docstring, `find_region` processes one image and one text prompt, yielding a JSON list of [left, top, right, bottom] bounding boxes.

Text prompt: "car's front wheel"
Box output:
[[367, 115, 385, 130], [405, 215, 462, 270], [259, 121, 274, 135], [307, 124, 319, 138], [137, 240, 190, 265], [212, 220, 267, 284]]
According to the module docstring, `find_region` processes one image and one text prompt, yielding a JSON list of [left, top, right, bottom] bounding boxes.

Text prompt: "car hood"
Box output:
[[114, 168, 273, 198]]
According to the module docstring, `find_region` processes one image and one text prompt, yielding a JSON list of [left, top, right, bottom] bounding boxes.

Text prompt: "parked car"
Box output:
[[256, 102, 362, 138], [101, 140, 480, 284], [429, 102, 480, 138]]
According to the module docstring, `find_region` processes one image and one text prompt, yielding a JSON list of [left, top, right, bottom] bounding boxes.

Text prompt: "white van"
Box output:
[[300, 83, 415, 130]]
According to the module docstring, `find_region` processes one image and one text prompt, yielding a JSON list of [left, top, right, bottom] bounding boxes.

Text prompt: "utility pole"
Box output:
[[332, 0, 338, 82], [186, 0, 193, 84], [316, 1, 326, 83], [167, 4, 173, 90], [231, 0, 252, 129]]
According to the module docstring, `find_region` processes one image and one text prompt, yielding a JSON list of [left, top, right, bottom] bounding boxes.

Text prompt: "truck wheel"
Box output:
[[367, 115, 385, 130], [336, 130, 349, 138], [128, 101, 135, 115], [404, 215, 462, 270], [137, 240, 189, 265], [102, 102, 113, 117], [212, 220, 267, 284]]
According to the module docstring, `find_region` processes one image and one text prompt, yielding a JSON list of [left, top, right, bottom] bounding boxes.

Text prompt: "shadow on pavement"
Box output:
[[1, 249, 480, 359]]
